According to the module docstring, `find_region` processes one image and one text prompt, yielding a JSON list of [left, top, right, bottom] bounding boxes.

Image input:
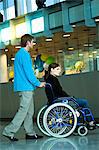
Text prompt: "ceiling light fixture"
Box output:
[[68, 47, 74, 50], [58, 50, 63, 53], [5, 49, 8, 52], [11, 57, 15, 61], [79, 53, 84, 56], [63, 34, 70, 38], [45, 38, 52, 42], [72, 25, 76, 28], [84, 43, 93, 47], [92, 51, 97, 54], [95, 18, 99, 22], [89, 55, 93, 58], [15, 46, 21, 48]]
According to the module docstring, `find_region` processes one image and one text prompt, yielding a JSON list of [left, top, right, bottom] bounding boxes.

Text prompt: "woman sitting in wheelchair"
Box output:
[[44, 63, 96, 129]]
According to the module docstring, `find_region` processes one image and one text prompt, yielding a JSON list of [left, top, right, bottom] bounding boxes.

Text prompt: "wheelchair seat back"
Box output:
[[45, 83, 74, 105], [45, 83, 57, 104]]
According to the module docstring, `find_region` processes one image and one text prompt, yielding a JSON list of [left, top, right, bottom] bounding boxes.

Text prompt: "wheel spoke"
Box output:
[[43, 103, 77, 137]]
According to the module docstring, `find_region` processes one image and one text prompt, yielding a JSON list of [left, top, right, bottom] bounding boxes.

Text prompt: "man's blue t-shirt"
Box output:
[[14, 48, 41, 92]]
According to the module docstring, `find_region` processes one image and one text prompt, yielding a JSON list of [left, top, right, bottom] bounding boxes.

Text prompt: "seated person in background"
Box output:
[[44, 63, 96, 127]]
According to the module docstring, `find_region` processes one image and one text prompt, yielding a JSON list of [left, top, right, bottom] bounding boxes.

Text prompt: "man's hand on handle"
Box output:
[[39, 82, 46, 87]]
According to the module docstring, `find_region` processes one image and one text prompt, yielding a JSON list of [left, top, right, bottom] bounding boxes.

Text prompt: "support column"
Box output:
[[61, 2, 73, 33], [26, 0, 33, 13], [14, 0, 18, 17], [16, 0, 26, 16], [3, 0, 7, 20], [96, 23, 99, 41], [0, 54, 8, 83], [83, 0, 96, 27], [43, 9, 53, 37]]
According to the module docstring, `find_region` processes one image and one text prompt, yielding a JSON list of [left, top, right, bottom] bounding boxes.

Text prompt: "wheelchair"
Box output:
[[37, 83, 95, 138]]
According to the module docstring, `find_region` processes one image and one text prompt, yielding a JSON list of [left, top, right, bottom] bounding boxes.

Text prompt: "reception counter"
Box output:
[[0, 71, 99, 120]]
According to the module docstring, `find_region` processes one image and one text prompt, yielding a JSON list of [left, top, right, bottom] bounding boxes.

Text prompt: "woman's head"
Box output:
[[48, 63, 61, 77]]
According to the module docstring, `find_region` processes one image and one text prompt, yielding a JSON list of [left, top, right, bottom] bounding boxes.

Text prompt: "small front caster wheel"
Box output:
[[78, 126, 88, 136]]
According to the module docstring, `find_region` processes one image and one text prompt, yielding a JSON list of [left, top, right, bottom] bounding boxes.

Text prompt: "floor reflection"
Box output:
[[0, 121, 99, 150], [40, 137, 78, 150], [0, 134, 99, 150]]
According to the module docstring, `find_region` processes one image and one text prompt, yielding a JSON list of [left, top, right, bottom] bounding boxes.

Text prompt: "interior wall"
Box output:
[[0, 71, 99, 119]]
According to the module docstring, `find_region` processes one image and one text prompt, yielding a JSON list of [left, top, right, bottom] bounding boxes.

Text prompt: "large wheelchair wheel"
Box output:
[[43, 103, 77, 138], [37, 105, 51, 136]]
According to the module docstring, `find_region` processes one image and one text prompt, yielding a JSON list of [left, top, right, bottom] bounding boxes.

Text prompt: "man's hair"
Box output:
[[21, 34, 34, 47]]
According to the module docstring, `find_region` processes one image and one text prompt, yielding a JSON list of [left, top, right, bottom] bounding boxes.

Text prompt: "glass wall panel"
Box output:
[[0, 27, 11, 42], [0, 1, 4, 20], [63, 50, 92, 74], [63, 49, 99, 75], [1, 0, 15, 20], [6, 6, 15, 20], [15, 23, 28, 38], [31, 17, 44, 33], [97, 54, 99, 71], [31, 0, 37, 12], [46, 0, 67, 7], [7, 0, 14, 7], [0, 1, 3, 10]]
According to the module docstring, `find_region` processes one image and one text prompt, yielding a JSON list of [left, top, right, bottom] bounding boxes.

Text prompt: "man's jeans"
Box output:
[[3, 91, 36, 138]]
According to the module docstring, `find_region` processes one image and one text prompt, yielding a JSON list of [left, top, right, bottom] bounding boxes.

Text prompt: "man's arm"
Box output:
[[22, 52, 45, 87]]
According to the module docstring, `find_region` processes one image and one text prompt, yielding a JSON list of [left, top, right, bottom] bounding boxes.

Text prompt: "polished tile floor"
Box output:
[[0, 121, 99, 150]]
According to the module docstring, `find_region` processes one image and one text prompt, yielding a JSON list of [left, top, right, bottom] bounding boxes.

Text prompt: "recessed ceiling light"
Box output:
[[68, 47, 74, 50], [58, 50, 63, 53], [79, 53, 84, 56], [45, 38, 52, 42], [89, 55, 93, 58], [5, 49, 8, 52], [84, 43, 93, 47], [11, 57, 15, 61], [63, 34, 70, 38], [92, 51, 97, 54], [15, 46, 21, 48], [95, 18, 99, 22], [72, 25, 76, 27]]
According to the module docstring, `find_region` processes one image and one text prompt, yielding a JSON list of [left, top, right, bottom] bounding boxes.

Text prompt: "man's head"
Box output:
[[21, 34, 36, 50]]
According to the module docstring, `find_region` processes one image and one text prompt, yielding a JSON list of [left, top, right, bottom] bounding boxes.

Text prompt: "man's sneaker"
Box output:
[[3, 135, 18, 141], [26, 134, 43, 140]]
